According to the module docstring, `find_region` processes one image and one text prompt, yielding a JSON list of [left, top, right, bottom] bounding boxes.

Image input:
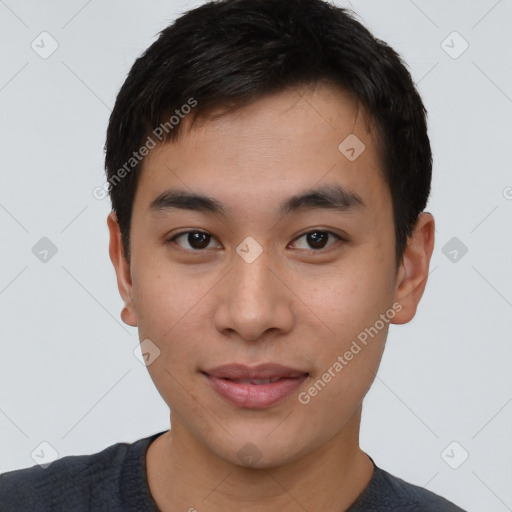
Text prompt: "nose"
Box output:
[[213, 246, 294, 342]]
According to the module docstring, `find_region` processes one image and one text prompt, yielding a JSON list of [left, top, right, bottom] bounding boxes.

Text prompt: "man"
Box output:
[[0, 0, 467, 510]]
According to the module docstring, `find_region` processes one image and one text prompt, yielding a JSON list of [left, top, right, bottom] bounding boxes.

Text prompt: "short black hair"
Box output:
[[105, 0, 432, 267]]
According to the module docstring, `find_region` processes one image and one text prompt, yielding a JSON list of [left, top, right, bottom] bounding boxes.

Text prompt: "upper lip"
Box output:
[[203, 363, 309, 380]]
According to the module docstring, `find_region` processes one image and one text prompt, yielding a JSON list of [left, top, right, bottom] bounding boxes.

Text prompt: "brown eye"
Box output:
[[291, 230, 341, 250], [168, 231, 221, 250]]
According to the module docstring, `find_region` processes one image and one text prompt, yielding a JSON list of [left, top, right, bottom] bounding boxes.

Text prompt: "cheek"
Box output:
[[133, 262, 211, 335], [298, 318, 388, 427], [296, 249, 394, 402], [131, 272, 215, 393], [305, 257, 394, 340], [132, 271, 207, 408]]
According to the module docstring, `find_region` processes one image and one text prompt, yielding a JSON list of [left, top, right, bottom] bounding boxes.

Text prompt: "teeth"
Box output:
[[232, 377, 282, 385]]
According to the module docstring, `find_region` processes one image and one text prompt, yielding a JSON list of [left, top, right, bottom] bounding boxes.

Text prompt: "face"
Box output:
[[108, 82, 431, 469]]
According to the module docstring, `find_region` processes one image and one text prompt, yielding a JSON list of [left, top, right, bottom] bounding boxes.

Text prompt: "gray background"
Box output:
[[1, 0, 511, 510]]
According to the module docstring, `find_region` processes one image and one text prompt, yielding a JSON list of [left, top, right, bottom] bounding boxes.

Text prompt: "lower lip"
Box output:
[[204, 374, 308, 409]]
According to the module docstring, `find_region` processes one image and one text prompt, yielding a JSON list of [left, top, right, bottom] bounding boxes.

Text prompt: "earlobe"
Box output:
[[107, 211, 138, 327], [391, 212, 435, 325], [120, 305, 137, 326]]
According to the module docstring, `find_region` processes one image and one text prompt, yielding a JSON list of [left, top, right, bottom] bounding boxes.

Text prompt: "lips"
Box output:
[[203, 363, 308, 380], [202, 363, 309, 408], [227, 376, 284, 385]]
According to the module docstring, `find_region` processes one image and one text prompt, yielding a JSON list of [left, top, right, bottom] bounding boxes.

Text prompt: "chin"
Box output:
[[209, 430, 316, 470]]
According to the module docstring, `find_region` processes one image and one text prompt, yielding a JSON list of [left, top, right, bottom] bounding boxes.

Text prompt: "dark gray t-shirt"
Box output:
[[0, 431, 466, 511]]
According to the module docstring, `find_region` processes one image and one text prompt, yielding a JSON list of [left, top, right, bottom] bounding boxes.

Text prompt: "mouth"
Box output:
[[220, 376, 292, 385], [201, 363, 310, 409]]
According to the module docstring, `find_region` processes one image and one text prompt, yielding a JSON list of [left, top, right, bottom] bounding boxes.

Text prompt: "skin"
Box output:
[[108, 82, 435, 511]]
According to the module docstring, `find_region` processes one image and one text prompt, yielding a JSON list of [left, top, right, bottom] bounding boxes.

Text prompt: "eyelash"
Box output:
[[166, 229, 344, 252]]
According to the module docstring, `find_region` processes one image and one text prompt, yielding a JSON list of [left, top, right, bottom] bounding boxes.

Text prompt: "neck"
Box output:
[[146, 407, 373, 512]]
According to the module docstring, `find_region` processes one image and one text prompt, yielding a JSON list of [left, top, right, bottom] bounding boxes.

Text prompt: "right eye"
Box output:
[[166, 230, 223, 251]]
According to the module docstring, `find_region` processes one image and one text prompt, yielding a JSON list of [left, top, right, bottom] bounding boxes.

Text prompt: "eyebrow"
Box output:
[[148, 183, 365, 217]]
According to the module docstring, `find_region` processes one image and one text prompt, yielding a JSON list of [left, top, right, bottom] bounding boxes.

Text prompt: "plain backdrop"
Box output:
[[1, 1, 511, 510]]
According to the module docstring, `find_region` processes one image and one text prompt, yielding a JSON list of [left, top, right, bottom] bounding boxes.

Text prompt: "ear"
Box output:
[[107, 211, 138, 327], [391, 212, 435, 325]]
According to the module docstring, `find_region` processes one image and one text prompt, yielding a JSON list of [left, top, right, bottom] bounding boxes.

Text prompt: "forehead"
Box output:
[[133, 82, 388, 217]]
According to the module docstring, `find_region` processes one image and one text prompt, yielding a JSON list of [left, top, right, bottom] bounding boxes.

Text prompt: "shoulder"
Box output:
[[350, 460, 467, 512], [0, 432, 163, 512]]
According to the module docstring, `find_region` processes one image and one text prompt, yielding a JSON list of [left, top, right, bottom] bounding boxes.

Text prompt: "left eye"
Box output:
[[169, 231, 222, 250], [290, 230, 342, 250]]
